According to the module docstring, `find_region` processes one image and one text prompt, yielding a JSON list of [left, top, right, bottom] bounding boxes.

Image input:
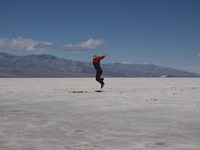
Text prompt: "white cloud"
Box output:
[[110, 62, 133, 64], [120, 62, 133, 64], [61, 38, 105, 51], [194, 53, 200, 58], [0, 37, 106, 52], [186, 52, 200, 58], [0, 37, 54, 51]]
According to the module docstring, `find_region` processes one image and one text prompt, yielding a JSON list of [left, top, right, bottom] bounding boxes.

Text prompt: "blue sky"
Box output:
[[0, 0, 200, 74]]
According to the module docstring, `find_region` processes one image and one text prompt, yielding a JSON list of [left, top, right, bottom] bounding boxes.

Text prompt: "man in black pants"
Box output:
[[93, 54, 108, 88]]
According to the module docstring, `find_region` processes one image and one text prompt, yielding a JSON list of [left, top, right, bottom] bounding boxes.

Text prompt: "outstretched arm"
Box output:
[[93, 54, 108, 62], [100, 54, 108, 60], [104, 54, 108, 57]]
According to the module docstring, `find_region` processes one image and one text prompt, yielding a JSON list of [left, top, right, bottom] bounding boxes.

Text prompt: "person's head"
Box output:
[[93, 54, 100, 59]]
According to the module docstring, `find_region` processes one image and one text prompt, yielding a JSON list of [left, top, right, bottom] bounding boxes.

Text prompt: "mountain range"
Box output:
[[0, 52, 199, 77]]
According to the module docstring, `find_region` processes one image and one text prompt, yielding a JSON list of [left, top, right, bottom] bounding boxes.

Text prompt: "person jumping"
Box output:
[[92, 54, 108, 88]]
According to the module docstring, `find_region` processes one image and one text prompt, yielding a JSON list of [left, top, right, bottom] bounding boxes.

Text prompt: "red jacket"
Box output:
[[93, 55, 105, 70], [93, 55, 105, 63]]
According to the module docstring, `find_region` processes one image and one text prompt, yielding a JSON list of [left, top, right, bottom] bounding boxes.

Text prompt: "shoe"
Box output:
[[101, 83, 105, 89]]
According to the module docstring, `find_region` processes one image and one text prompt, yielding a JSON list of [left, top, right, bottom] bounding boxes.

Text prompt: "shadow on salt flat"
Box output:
[[69, 91, 88, 93], [68, 90, 105, 93]]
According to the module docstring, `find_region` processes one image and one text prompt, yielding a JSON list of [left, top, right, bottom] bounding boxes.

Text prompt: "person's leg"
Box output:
[[96, 69, 104, 85]]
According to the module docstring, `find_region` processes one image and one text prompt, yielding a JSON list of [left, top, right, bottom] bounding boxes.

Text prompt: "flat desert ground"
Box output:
[[0, 78, 200, 150]]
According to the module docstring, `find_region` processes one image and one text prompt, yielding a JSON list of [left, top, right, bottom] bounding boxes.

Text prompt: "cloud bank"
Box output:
[[0, 37, 105, 52], [0, 37, 54, 51], [61, 39, 105, 50]]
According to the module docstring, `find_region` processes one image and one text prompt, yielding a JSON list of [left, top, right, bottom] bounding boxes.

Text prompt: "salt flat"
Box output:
[[0, 78, 200, 150]]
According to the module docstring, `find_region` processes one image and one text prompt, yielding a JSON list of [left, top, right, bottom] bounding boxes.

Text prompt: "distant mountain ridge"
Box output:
[[0, 52, 199, 77]]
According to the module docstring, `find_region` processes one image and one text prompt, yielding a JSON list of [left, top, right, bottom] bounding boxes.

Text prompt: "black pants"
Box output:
[[96, 69, 104, 85]]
